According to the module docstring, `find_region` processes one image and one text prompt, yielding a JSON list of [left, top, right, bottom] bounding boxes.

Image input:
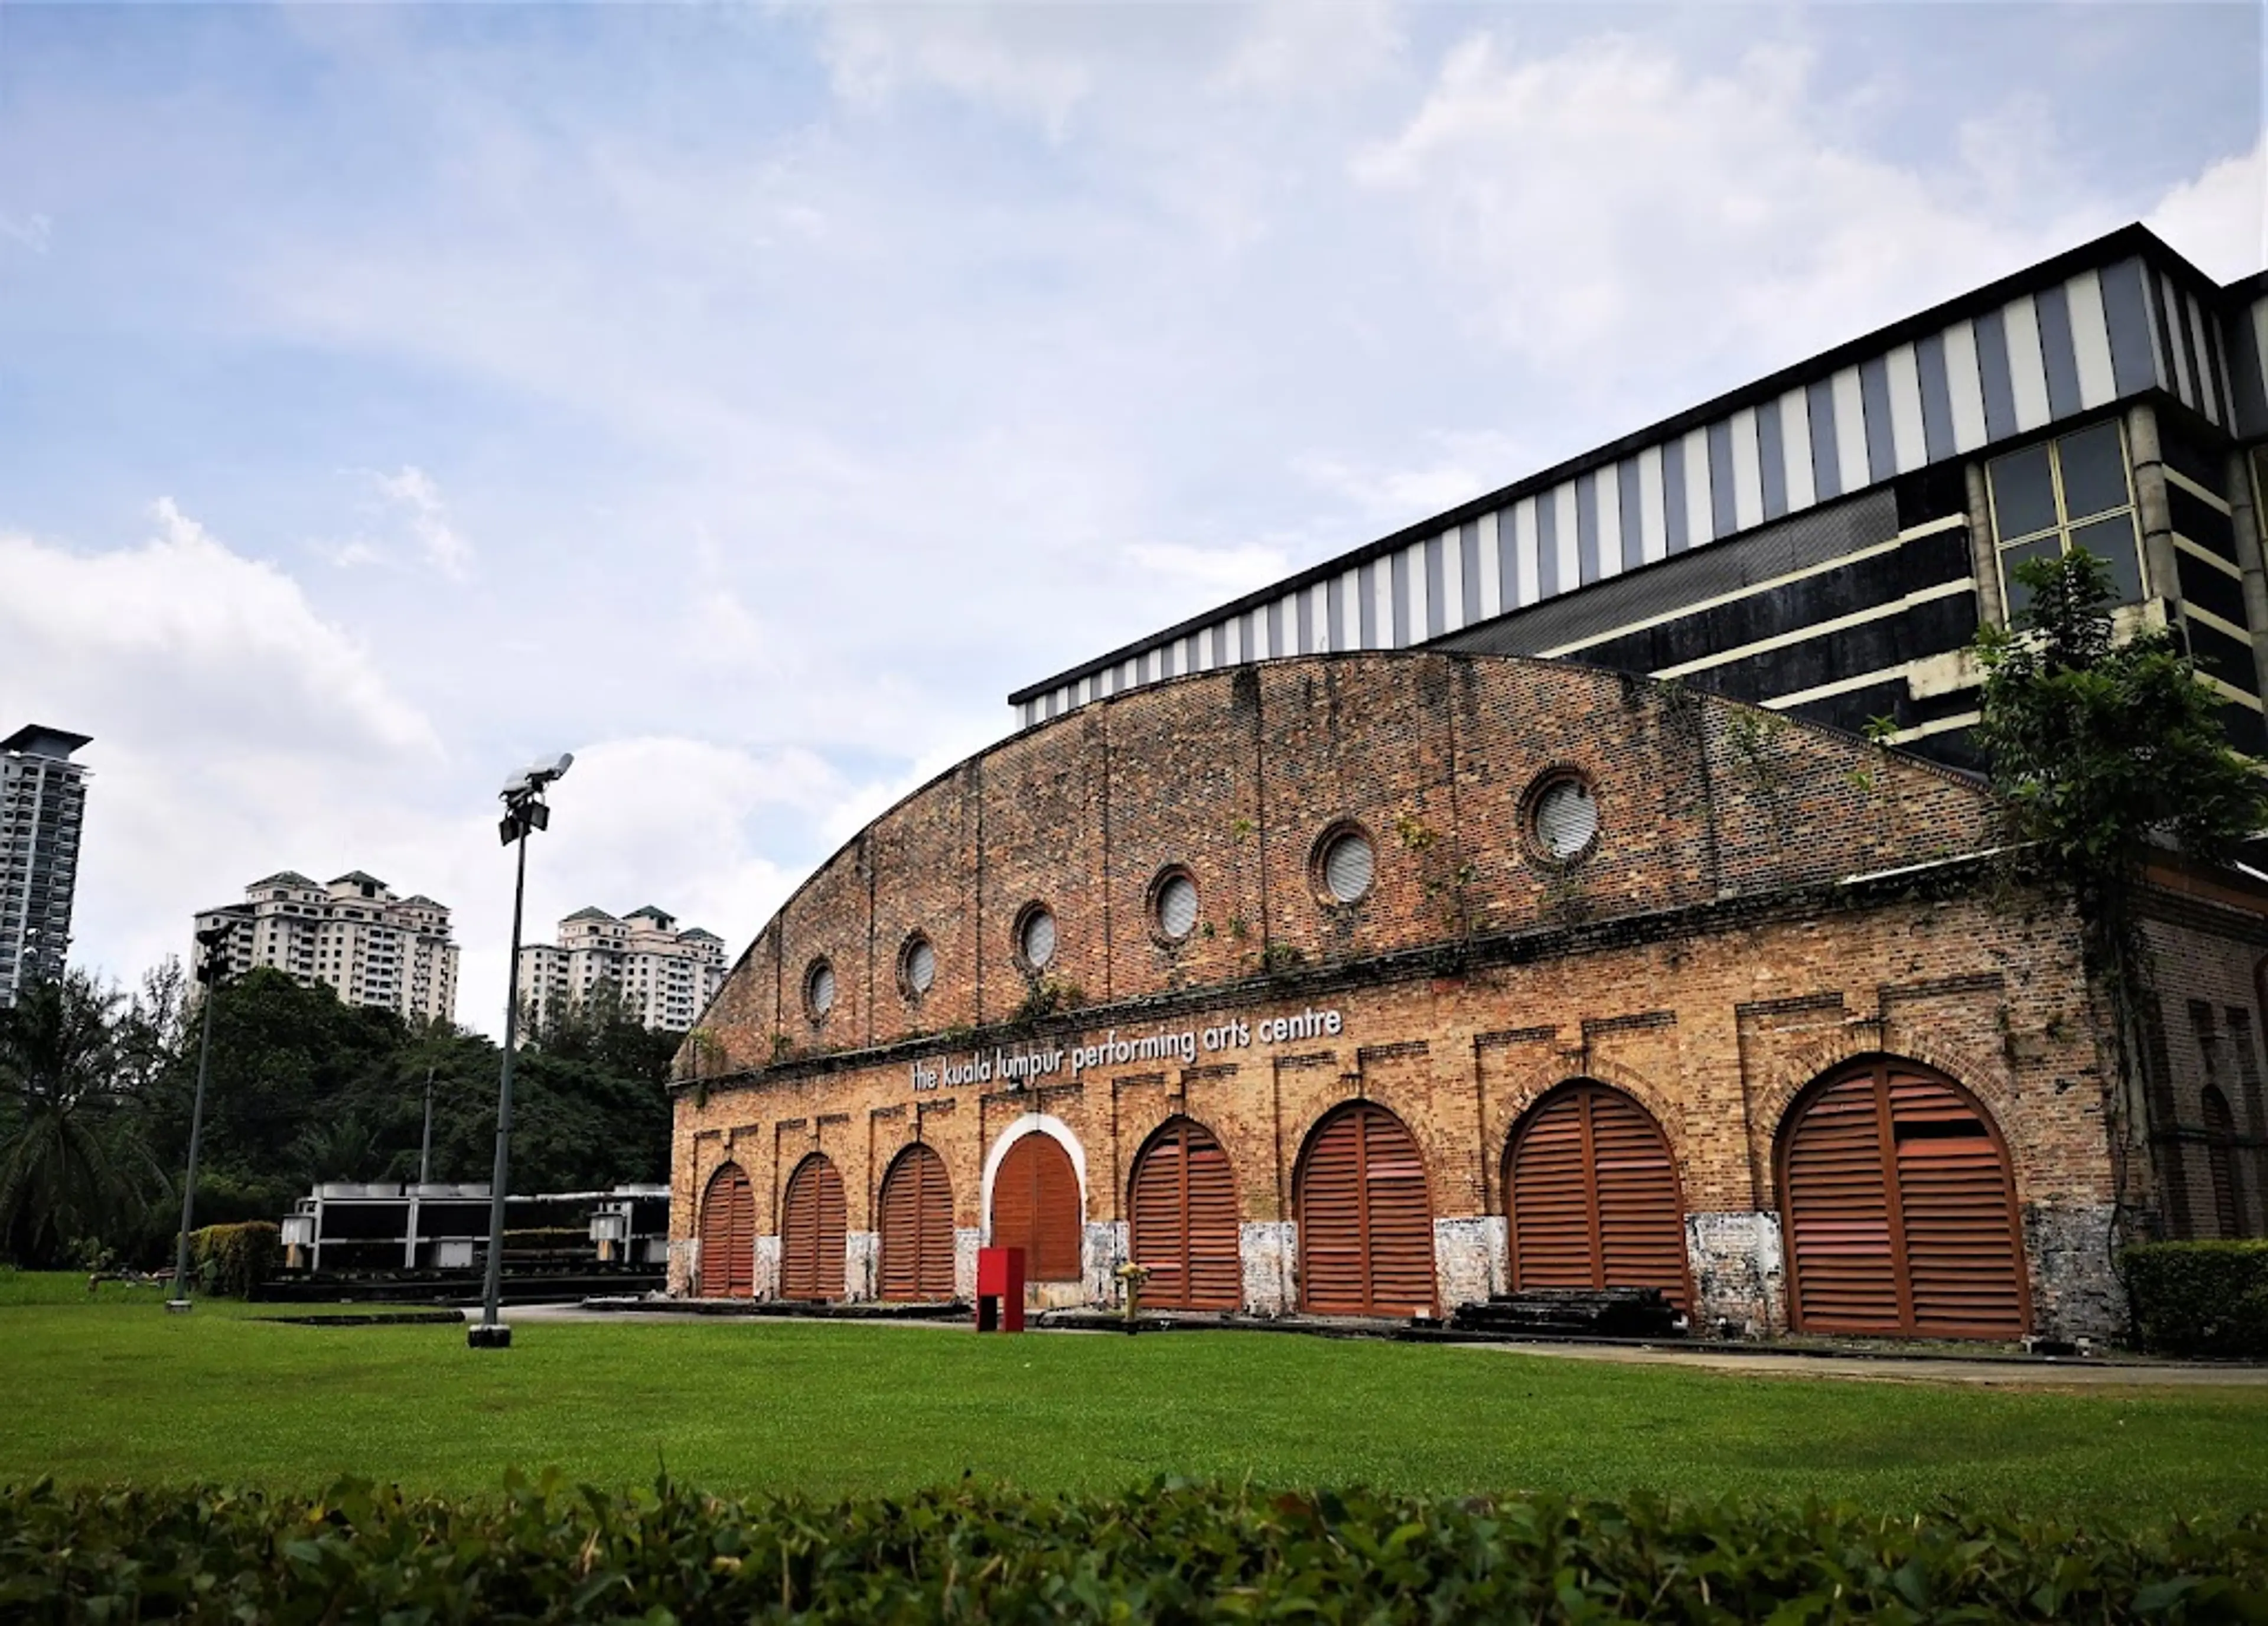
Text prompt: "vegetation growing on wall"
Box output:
[[1972, 549, 2268, 1245]]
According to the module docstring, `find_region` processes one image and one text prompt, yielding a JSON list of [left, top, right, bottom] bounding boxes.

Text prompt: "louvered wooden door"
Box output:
[[1129, 1117, 1241, 1311], [990, 1132, 1081, 1280], [1781, 1060, 2028, 1338], [1297, 1102, 1436, 1317], [780, 1153, 847, 1301], [879, 1142, 956, 1300], [1507, 1083, 1689, 1309], [698, 1162, 754, 1298]]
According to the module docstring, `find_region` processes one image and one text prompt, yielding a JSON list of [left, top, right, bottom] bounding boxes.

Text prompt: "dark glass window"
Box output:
[[2057, 422, 2130, 519], [1989, 421, 2145, 615], [1987, 444, 2057, 537], [2070, 514, 2143, 604]]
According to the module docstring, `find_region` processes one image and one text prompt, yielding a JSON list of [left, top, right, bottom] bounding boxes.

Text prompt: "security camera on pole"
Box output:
[[168, 923, 234, 1312], [468, 752, 573, 1351]]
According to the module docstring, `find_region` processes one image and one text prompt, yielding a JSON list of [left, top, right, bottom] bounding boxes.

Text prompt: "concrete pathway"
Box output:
[[475, 1302, 2268, 1385], [1449, 1339, 2268, 1387]]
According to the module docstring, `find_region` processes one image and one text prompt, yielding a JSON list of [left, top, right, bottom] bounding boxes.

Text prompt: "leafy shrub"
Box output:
[[188, 1221, 279, 1299], [2122, 1240, 2268, 1359], [1, 1474, 2264, 1622]]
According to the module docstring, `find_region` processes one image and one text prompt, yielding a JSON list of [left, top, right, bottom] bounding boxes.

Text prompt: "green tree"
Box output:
[[1974, 547, 2268, 1235], [0, 970, 163, 1266]]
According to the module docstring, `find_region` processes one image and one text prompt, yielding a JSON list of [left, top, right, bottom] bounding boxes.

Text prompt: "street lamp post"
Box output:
[[469, 751, 573, 1351], [168, 924, 233, 1313]]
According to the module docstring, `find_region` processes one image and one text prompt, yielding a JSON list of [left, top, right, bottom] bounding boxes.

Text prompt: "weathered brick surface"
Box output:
[[670, 653, 2268, 1337], [2136, 887, 2268, 1240]]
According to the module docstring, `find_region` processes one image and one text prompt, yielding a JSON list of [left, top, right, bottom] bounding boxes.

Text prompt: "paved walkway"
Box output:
[[1450, 1340, 2268, 1387], [480, 1302, 2268, 1386]]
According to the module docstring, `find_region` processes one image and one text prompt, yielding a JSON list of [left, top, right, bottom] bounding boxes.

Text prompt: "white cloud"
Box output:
[[1292, 430, 1536, 530], [374, 464, 474, 581], [1, 501, 436, 757], [820, 5, 1097, 135], [0, 211, 51, 254], [1351, 32, 2114, 399], [2146, 133, 2267, 284], [1123, 542, 1293, 597], [0, 503, 442, 985]]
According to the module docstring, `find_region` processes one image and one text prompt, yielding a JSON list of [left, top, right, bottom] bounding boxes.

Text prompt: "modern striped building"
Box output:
[[1011, 225, 2267, 767]]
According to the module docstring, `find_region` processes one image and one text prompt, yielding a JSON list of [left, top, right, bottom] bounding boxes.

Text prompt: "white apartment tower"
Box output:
[[0, 725, 92, 1008], [193, 871, 460, 1024], [521, 905, 727, 1034]]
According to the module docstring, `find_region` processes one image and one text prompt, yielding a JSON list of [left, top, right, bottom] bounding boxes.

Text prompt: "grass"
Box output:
[[6, 1271, 2266, 1517]]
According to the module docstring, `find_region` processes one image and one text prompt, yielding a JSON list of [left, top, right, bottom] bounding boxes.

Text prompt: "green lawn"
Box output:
[[6, 1272, 2264, 1518]]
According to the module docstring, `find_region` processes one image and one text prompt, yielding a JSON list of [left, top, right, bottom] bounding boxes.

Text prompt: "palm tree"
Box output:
[[0, 969, 158, 1266]]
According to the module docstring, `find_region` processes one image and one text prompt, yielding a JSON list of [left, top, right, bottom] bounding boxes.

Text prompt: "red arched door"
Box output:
[[1129, 1116, 1241, 1311], [698, 1162, 754, 1298], [1506, 1081, 1690, 1309], [879, 1142, 956, 1300], [990, 1132, 1081, 1280], [1297, 1102, 1436, 1317], [780, 1153, 847, 1300], [1779, 1057, 2028, 1338]]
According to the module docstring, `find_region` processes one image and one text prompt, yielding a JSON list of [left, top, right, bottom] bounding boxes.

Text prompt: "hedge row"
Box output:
[[2123, 1240, 2268, 1359], [3, 1474, 2264, 1622], [188, 1221, 280, 1299]]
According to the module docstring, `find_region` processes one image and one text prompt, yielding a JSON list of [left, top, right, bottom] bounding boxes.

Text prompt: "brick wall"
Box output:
[[688, 653, 1999, 1080], [668, 652, 2159, 1338], [2136, 877, 2268, 1240]]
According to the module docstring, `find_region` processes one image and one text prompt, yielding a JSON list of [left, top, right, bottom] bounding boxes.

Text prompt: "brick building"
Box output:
[[668, 653, 2268, 1342]]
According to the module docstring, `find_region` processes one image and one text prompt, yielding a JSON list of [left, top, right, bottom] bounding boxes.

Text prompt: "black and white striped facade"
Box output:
[[1011, 226, 2268, 766]]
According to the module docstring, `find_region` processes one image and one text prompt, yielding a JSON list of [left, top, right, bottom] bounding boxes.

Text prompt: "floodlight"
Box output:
[[500, 770, 532, 798]]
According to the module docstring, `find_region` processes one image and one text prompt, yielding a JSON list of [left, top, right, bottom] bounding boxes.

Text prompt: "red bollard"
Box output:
[[976, 1246, 1026, 1331]]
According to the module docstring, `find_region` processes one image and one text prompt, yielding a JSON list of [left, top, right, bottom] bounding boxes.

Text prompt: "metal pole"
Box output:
[[167, 973, 219, 1312], [471, 823, 530, 1348], [419, 1065, 436, 1185]]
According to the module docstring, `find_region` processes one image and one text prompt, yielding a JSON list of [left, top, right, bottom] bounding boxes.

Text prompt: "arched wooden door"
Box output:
[[1129, 1116, 1241, 1311], [989, 1131, 1082, 1280], [879, 1142, 956, 1300], [1296, 1102, 1436, 1317], [780, 1152, 847, 1301], [1779, 1057, 2028, 1338], [1505, 1081, 1690, 1309], [698, 1161, 755, 1298]]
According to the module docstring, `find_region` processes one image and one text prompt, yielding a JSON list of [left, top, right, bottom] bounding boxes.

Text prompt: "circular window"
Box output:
[[1016, 904, 1057, 970], [1150, 868, 1199, 941], [804, 957, 836, 1021], [1529, 774, 1600, 862], [1314, 825, 1376, 905], [899, 933, 936, 998]]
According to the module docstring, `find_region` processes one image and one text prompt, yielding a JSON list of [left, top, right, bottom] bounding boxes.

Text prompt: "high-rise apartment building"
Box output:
[[0, 725, 92, 1008], [194, 871, 460, 1024], [521, 905, 727, 1034]]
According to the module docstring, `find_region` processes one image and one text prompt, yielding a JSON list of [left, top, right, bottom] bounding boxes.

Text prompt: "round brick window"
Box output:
[[1524, 771, 1601, 865], [804, 957, 836, 1021], [1016, 903, 1057, 971], [1149, 868, 1199, 943], [1312, 823, 1376, 905], [898, 933, 936, 999]]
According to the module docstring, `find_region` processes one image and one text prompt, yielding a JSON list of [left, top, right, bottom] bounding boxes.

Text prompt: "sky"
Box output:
[[2, 1, 2262, 1034]]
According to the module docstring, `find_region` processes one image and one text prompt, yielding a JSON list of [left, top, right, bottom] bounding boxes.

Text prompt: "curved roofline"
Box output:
[[713, 648, 1988, 989]]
